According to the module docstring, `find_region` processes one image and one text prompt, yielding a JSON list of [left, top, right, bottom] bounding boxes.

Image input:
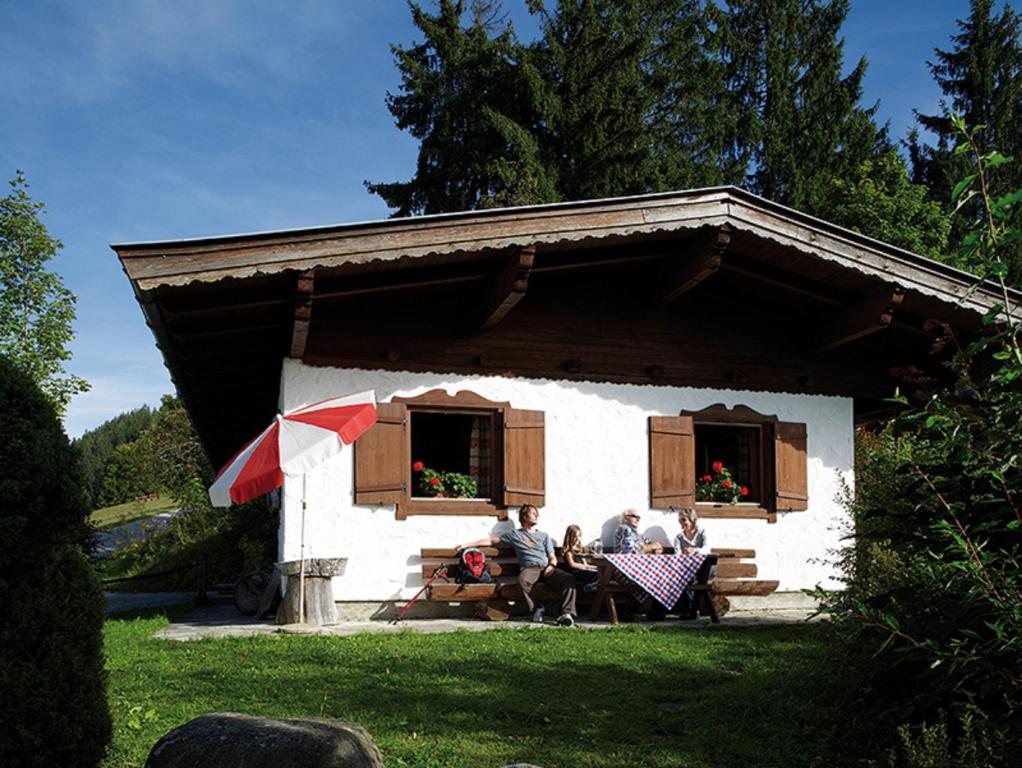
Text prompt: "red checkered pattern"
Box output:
[[605, 553, 706, 609]]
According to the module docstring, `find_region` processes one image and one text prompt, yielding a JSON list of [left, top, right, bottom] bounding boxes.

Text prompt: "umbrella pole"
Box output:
[[299, 474, 307, 624]]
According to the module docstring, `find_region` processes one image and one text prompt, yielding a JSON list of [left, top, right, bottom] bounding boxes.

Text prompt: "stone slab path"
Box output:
[[146, 602, 820, 641]]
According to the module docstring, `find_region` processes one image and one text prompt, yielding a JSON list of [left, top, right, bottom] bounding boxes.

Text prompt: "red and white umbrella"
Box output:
[[207, 390, 377, 624], [209, 390, 377, 507]]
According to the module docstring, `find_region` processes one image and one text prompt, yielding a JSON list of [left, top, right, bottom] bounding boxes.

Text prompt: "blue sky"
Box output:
[[0, 0, 1013, 438]]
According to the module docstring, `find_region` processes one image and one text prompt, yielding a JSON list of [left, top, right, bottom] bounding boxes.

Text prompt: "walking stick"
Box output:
[[392, 563, 448, 623]]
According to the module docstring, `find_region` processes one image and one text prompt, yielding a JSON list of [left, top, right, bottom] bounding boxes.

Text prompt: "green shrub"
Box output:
[[0, 356, 111, 766], [813, 120, 1022, 760], [109, 496, 277, 591], [878, 715, 1005, 768]]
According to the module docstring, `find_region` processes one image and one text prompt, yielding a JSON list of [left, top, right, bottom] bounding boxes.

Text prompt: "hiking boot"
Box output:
[[532, 606, 545, 623], [556, 613, 575, 627]]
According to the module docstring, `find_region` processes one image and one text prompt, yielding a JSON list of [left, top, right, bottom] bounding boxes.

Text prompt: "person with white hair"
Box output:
[[613, 509, 663, 554]]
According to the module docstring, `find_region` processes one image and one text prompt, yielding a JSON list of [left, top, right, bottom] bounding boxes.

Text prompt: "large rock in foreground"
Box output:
[[145, 713, 384, 768]]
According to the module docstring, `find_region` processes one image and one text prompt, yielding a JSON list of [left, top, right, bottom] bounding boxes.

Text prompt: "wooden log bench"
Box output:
[[709, 548, 780, 597], [418, 546, 778, 621]]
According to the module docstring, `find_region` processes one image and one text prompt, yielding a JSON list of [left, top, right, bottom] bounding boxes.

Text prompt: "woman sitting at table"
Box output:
[[614, 509, 664, 554], [559, 524, 599, 591], [674, 507, 710, 555], [672, 507, 713, 619]]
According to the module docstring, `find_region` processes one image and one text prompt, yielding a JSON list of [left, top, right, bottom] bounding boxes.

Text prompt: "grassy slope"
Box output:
[[104, 616, 863, 768], [91, 496, 177, 530]]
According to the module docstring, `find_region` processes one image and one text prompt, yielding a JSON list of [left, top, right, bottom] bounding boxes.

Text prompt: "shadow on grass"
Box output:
[[105, 623, 863, 768], [105, 601, 195, 623]]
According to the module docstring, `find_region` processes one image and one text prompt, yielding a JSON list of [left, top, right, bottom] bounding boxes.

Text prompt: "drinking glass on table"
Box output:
[[591, 539, 603, 555]]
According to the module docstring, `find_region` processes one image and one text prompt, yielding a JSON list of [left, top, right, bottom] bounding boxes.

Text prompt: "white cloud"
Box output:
[[64, 370, 172, 439], [2, 0, 366, 106]]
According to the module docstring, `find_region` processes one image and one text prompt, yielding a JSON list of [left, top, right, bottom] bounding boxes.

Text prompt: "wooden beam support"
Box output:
[[816, 284, 905, 352], [481, 246, 535, 331], [160, 297, 291, 319], [290, 269, 315, 359], [660, 225, 730, 304]]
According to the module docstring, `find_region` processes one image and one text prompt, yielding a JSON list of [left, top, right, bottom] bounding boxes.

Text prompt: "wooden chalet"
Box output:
[[114, 186, 1019, 613]]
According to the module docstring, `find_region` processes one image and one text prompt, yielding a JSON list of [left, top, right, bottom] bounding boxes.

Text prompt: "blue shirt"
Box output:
[[500, 528, 554, 568], [614, 524, 643, 554]]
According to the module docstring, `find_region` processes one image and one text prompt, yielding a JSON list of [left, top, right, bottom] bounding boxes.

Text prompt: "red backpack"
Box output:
[[456, 548, 494, 584]]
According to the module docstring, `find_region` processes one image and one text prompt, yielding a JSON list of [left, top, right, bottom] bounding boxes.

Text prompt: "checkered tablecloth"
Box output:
[[604, 553, 706, 609]]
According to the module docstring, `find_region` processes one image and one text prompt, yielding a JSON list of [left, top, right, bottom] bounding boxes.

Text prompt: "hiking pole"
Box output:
[[392, 563, 448, 624]]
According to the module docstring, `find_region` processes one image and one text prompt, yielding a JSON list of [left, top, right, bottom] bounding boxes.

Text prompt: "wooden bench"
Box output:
[[420, 546, 569, 620], [418, 546, 778, 621]]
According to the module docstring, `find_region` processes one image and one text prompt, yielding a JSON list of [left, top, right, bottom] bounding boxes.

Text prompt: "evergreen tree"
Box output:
[[73, 404, 155, 508], [909, 0, 1022, 281], [0, 356, 111, 766], [522, 0, 654, 201], [365, 1, 544, 215], [522, 0, 732, 198], [648, 0, 746, 189], [373, 0, 932, 259], [719, 0, 886, 214]]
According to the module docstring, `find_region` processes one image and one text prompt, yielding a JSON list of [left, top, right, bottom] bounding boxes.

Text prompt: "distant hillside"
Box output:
[[72, 405, 156, 508]]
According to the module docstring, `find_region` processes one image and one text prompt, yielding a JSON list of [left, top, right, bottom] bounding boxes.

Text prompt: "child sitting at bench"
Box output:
[[558, 524, 599, 592]]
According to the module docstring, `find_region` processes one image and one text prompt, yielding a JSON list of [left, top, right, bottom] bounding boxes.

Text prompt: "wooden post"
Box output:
[[196, 555, 209, 606]]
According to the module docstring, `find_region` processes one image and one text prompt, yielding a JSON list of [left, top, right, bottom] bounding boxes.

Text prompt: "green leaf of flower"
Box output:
[[984, 152, 1014, 168], [951, 175, 976, 203]]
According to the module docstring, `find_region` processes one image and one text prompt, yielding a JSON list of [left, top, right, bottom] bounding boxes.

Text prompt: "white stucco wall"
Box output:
[[278, 359, 853, 600]]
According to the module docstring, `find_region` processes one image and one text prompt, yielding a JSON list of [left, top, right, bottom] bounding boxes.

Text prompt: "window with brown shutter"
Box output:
[[774, 421, 808, 511], [648, 416, 695, 508], [501, 408, 545, 507], [649, 404, 808, 522], [353, 390, 545, 519], [354, 402, 407, 506]]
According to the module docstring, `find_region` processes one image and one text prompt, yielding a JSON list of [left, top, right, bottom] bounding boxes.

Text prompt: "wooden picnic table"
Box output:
[[589, 552, 719, 624]]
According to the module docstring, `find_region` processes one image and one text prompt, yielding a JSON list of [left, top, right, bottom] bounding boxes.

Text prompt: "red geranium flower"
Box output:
[[429, 477, 440, 487], [711, 460, 723, 474], [740, 486, 749, 496], [702, 474, 712, 482], [722, 480, 732, 488], [412, 461, 424, 472]]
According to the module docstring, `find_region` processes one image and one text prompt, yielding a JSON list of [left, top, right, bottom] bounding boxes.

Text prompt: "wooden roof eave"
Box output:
[[131, 279, 283, 464], [111, 186, 1022, 326]]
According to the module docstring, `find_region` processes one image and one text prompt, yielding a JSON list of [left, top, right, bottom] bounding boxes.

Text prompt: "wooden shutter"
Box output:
[[501, 408, 545, 507], [354, 402, 407, 505], [649, 416, 695, 508], [774, 421, 808, 511]]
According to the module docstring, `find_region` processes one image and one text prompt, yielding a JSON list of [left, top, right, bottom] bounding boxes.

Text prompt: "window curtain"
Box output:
[[468, 415, 491, 497]]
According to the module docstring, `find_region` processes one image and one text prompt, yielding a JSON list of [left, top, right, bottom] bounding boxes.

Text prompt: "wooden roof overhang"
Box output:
[[113, 186, 1021, 469]]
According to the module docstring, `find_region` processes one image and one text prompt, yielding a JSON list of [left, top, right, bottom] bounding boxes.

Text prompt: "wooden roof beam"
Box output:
[[481, 246, 535, 331], [660, 225, 730, 305], [290, 269, 315, 359], [816, 284, 905, 352]]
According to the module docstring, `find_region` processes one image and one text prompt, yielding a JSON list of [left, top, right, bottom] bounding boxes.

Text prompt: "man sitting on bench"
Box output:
[[458, 504, 577, 627]]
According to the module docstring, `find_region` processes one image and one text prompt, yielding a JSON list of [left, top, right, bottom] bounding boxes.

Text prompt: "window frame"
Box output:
[[355, 389, 546, 519], [394, 390, 511, 519], [649, 404, 807, 522], [681, 404, 779, 522]]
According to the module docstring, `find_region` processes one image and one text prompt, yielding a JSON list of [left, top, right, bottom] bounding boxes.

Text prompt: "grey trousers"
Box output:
[[517, 565, 577, 617]]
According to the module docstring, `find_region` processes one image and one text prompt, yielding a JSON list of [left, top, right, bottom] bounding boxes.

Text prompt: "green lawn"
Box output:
[[91, 495, 177, 530], [104, 614, 865, 768]]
